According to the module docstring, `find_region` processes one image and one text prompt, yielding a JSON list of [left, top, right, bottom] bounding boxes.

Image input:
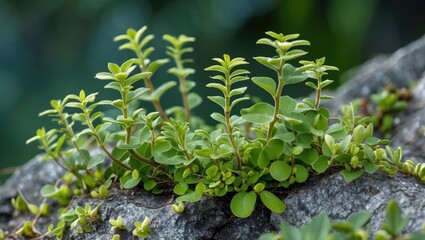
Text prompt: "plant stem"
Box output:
[[266, 60, 285, 141], [134, 50, 169, 122], [120, 92, 163, 170], [174, 52, 191, 121], [314, 74, 322, 109], [224, 72, 242, 170], [82, 109, 132, 171]]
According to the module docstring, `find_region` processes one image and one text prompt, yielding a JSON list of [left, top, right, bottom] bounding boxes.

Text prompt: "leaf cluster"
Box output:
[[70, 203, 102, 234], [260, 200, 425, 240], [132, 217, 152, 239]]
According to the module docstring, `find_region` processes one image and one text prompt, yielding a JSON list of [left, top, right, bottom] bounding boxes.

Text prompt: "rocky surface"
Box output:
[[1, 35, 425, 239], [271, 171, 425, 233]]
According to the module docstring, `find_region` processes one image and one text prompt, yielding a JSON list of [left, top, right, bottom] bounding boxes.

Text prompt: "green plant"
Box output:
[[171, 202, 185, 214], [109, 216, 126, 232], [132, 217, 152, 239], [70, 203, 102, 234], [24, 26, 425, 239], [259, 200, 425, 240], [358, 84, 412, 138], [91, 183, 110, 199], [15, 221, 38, 238], [0, 228, 4, 240]]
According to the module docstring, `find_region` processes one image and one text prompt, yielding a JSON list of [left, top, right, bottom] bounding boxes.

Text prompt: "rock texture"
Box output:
[[2, 35, 425, 239]]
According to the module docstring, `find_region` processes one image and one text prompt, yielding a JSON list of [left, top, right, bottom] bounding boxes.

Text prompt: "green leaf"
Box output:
[[291, 146, 303, 155], [40, 184, 58, 198], [270, 161, 291, 181], [188, 92, 202, 109], [263, 139, 285, 160], [305, 81, 318, 90], [304, 212, 331, 240], [366, 137, 390, 146], [295, 164, 308, 183], [126, 88, 150, 103], [152, 140, 172, 154], [154, 154, 185, 165], [361, 160, 379, 174], [352, 125, 366, 145], [282, 64, 308, 85], [126, 72, 152, 86], [312, 156, 329, 173], [176, 191, 202, 203], [210, 112, 226, 124], [254, 56, 279, 71], [148, 58, 170, 74], [152, 81, 177, 101], [346, 211, 371, 229], [298, 148, 318, 165], [230, 191, 257, 218], [229, 87, 247, 97], [208, 96, 225, 109], [259, 191, 286, 213], [206, 165, 219, 177], [382, 200, 408, 236], [87, 155, 105, 169], [241, 102, 274, 124], [117, 138, 141, 150], [252, 77, 276, 97], [279, 95, 298, 115], [258, 150, 270, 169], [340, 169, 364, 183], [173, 182, 188, 195], [206, 83, 227, 94]]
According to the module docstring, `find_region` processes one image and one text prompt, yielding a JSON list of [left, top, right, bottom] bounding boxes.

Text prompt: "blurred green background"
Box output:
[[1, 0, 424, 184]]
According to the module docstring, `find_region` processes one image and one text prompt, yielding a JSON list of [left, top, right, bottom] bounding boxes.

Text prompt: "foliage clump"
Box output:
[[260, 200, 425, 240], [16, 25, 425, 238]]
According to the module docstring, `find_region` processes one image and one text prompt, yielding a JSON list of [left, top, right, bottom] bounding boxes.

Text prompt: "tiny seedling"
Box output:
[[109, 216, 126, 232], [132, 217, 152, 239]]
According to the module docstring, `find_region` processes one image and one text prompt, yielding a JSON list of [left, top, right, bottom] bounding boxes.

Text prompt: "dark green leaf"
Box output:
[[312, 156, 329, 173], [340, 169, 364, 183], [176, 191, 202, 203], [188, 92, 202, 109], [295, 164, 308, 183], [259, 190, 286, 213], [382, 200, 408, 236], [87, 155, 105, 169], [230, 191, 257, 218], [346, 211, 371, 229], [173, 182, 188, 195], [270, 161, 291, 181], [298, 148, 318, 165], [279, 95, 298, 115], [282, 64, 308, 85], [241, 103, 274, 124], [252, 77, 276, 97], [152, 81, 177, 100], [263, 139, 285, 160]]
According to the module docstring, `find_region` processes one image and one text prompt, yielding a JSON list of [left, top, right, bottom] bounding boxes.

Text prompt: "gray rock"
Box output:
[[324, 34, 425, 112], [271, 171, 425, 235]]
